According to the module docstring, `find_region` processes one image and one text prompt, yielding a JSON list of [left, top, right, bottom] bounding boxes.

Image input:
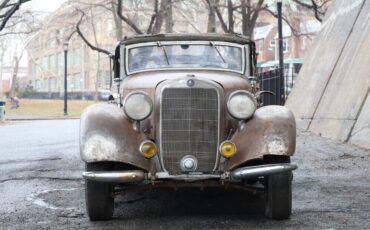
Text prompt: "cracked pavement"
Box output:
[[0, 120, 369, 229]]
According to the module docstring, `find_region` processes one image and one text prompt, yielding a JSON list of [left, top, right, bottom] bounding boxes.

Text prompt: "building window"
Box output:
[[73, 48, 81, 66], [35, 79, 41, 91], [46, 78, 51, 92], [95, 20, 101, 40], [42, 57, 48, 70], [32, 61, 37, 75], [84, 71, 89, 90], [301, 36, 307, 50], [67, 51, 72, 66], [50, 78, 56, 91], [67, 75, 73, 91], [107, 19, 113, 37], [50, 54, 56, 69], [73, 74, 81, 91], [269, 39, 275, 50], [96, 71, 102, 88], [283, 40, 289, 53], [58, 52, 63, 67], [258, 40, 263, 54], [105, 71, 111, 87]]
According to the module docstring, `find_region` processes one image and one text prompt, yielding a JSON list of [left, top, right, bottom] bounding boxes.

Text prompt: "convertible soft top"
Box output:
[[120, 33, 253, 45]]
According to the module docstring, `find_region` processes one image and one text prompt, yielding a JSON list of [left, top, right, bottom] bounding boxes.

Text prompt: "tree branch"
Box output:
[[146, 0, 158, 34], [117, 0, 143, 34], [75, 10, 113, 57], [205, 0, 228, 33], [261, 7, 301, 36]]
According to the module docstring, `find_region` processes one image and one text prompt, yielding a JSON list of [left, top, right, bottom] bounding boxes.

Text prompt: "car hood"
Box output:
[[121, 70, 250, 93]]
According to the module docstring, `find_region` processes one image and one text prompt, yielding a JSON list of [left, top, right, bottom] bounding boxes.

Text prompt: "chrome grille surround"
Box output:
[[156, 77, 224, 175]]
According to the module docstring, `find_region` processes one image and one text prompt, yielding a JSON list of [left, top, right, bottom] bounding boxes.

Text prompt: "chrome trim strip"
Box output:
[[154, 172, 223, 181], [230, 163, 298, 181], [82, 170, 145, 183], [124, 41, 246, 75]]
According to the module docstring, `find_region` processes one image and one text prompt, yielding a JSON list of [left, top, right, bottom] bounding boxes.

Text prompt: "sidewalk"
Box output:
[[3, 114, 80, 121]]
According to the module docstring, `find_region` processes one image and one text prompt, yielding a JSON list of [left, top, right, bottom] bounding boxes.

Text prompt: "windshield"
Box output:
[[126, 42, 244, 74]]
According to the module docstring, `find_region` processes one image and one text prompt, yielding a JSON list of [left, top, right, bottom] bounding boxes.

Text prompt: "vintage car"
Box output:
[[80, 34, 297, 221]]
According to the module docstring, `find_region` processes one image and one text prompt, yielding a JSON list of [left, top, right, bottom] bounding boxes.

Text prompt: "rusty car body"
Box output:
[[80, 34, 297, 221]]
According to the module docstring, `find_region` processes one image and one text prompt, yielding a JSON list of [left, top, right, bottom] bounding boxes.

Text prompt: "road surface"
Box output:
[[0, 120, 369, 229]]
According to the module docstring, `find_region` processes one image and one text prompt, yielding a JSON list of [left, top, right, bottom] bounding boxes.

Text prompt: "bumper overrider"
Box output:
[[82, 163, 297, 183]]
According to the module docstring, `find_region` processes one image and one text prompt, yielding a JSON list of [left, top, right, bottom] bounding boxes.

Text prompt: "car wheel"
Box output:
[[85, 162, 114, 221], [264, 156, 292, 220]]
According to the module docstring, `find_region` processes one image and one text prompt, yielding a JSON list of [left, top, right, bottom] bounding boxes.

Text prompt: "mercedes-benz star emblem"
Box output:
[[187, 79, 195, 87]]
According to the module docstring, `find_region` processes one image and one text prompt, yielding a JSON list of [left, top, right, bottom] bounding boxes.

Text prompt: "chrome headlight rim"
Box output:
[[227, 90, 257, 120], [123, 91, 153, 121]]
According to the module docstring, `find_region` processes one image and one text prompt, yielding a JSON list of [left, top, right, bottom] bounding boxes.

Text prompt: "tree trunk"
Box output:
[[227, 0, 234, 33], [9, 55, 19, 97], [165, 0, 173, 33], [242, 0, 265, 38], [152, 0, 168, 34], [94, 53, 100, 102], [241, 0, 248, 35], [90, 8, 99, 102], [111, 2, 123, 41], [207, 0, 216, 32]]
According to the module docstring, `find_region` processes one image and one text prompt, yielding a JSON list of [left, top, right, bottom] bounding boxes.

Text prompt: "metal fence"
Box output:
[[19, 91, 108, 101], [257, 66, 300, 106]]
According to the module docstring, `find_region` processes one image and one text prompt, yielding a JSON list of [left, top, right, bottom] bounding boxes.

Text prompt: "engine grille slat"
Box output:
[[160, 87, 219, 174]]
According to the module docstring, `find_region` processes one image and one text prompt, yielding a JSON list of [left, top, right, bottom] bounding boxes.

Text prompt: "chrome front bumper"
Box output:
[[82, 163, 297, 183]]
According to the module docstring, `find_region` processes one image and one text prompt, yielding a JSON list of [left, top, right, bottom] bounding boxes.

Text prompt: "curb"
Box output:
[[4, 117, 80, 121]]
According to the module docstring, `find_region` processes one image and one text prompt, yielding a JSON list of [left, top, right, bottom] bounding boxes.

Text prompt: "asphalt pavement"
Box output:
[[0, 120, 369, 229]]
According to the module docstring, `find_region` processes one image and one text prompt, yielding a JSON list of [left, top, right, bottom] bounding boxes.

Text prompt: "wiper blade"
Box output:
[[157, 41, 170, 65], [210, 42, 226, 63]]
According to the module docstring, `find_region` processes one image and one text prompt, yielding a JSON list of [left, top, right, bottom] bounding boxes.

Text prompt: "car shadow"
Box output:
[[113, 187, 265, 219]]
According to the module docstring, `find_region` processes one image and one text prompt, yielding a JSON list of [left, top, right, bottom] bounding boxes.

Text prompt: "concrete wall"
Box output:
[[285, 0, 370, 149]]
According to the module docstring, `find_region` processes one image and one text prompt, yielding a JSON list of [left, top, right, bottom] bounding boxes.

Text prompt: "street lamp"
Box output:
[[63, 41, 68, 115], [277, 0, 285, 105]]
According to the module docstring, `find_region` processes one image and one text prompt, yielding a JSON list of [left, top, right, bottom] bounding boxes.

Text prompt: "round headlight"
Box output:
[[227, 91, 257, 120], [123, 92, 153, 121]]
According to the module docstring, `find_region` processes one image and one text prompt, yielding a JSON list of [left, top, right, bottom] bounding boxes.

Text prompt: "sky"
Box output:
[[25, 0, 67, 13]]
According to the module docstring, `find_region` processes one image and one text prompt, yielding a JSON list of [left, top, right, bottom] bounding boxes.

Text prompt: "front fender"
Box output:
[[226, 105, 296, 170], [80, 103, 150, 171]]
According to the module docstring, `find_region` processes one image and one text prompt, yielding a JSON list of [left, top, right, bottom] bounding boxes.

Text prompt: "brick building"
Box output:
[[254, 20, 321, 66]]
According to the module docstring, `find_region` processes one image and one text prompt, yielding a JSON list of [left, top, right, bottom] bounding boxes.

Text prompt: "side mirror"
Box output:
[[108, 93, 120, 105], [113, 46, 120, 79]]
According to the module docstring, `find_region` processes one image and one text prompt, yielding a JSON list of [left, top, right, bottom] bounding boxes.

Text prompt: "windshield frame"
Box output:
[[124, 41, 246, 75]]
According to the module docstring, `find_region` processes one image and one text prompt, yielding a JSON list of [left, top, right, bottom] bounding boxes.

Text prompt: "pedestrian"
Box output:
[[10, 97, 20, 109]]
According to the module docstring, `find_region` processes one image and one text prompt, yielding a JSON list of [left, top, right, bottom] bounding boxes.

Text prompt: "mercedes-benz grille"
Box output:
[[160, 87, 219, 174]]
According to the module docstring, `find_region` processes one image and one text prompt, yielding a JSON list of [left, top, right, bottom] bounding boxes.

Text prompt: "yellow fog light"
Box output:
[[219, 141, 237, 158], [139, 141, 157, 158]]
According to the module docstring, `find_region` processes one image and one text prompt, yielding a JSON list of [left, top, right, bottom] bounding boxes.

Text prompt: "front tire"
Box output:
[[264, 156, 292, 220], [85, 163, 114, 221]]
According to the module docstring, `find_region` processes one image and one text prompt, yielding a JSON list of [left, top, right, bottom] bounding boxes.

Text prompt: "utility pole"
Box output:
[[277, 0, 285, 105], [63, 41, 68, 115]]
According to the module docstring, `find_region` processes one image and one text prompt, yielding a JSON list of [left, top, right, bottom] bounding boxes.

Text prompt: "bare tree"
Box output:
[[0, 0, 31, 31], [75, 8, 113, 100], [204, 0, 266, 37], [205, 0, 218, 32], [2, 5, 42, 97], [292, 0, 331, 22], [117, 0, 170, 35]]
